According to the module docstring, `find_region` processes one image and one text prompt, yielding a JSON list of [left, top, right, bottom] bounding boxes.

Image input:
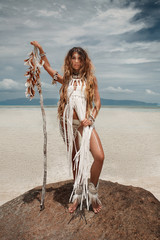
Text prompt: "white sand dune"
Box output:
[[0, 107, 160, 206]]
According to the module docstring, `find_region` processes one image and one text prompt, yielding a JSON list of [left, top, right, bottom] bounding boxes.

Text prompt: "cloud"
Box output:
[[4, 66, 14, 71], [101, 86, 134, 93], [0, 46, 24, 57], [123, 58, 158, 64], [41, 81, 55, 91], [108, 47, 125, 53], [23, 19, 43, 29], [83, 7, 147, 36], [60, 5, 66, 10], [145, 89, 160, 95], [0, 79, 23, 90], [53, 26, 86, 46], [36, 9, 60, 18], [50, 5, 149, 47], [108, 41, 159, 54]]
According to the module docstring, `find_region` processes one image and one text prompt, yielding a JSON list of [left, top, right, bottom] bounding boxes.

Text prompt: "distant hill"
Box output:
[[0, 97, 159, 107], [0, 98, 58, 106], [100, 98, 158, 107]]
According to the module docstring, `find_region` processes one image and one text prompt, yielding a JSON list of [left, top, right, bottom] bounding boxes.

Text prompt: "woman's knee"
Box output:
[[100, 152, 105, 163], [96, 151, 105, 164]]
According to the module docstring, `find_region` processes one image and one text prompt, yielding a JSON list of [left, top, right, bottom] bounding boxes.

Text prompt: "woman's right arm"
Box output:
[[30, 41, 63, 84]]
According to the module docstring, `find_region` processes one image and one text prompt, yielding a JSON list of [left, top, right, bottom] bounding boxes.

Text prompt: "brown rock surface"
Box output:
[[0, 180, 160, 240]]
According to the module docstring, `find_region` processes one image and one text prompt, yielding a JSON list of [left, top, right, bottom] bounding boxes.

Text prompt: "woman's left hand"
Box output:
[[81, 118, 92, 127]]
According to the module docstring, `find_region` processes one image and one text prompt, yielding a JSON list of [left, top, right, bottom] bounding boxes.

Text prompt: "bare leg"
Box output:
[[89, 128, 104, 213]]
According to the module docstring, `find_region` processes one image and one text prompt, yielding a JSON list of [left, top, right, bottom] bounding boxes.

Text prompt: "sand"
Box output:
[[0, 106, 160, 206]]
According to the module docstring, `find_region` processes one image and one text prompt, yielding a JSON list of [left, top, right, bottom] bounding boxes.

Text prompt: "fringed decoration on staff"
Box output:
[[24, 46, 47, 211]]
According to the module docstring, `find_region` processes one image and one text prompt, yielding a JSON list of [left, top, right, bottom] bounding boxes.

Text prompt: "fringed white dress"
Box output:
[[61, 77, 94, 210]]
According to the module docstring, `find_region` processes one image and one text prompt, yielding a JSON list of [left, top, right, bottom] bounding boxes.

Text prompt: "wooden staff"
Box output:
[[24, 46, 47, 211]]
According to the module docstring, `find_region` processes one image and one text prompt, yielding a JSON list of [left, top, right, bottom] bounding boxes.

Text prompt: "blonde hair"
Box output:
[[58, 47, 95, 119]]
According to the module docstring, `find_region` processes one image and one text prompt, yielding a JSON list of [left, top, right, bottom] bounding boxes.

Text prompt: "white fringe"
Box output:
[[88, 182, 102, 208], [61, 79, 94, 210]]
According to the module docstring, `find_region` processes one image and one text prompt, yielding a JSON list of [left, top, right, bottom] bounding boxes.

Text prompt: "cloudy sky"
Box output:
[[0, 0, 160, 103]]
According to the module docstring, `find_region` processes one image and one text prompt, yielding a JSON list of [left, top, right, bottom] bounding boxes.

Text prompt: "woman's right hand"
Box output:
[[30, 41, 41, 49]]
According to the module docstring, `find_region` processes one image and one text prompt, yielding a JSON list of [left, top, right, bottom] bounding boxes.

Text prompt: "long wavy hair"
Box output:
[[58, 47, 95, 119]]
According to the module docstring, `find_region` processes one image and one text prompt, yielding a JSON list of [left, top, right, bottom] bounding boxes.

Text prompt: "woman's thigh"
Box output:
[[90, 128, 104, 162], [77, 126, 104, 161]]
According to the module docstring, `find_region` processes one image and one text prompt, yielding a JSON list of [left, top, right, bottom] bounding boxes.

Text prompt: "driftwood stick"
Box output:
[[39, 91, 47, 211], [24, 46, 47, 211]]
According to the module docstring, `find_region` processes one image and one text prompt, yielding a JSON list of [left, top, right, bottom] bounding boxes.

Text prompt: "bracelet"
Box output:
[[52, 71, 58, 85], [89, 117, 94, 124], [89, 114, 95, 122], [39, 52, 46, 57]]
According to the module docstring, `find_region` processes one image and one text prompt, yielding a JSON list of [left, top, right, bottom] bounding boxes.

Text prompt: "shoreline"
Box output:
[[0, 104, 160, 107]]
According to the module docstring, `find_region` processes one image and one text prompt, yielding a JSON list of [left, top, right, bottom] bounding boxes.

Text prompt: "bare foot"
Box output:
[[68, 200, 79, 213], [92, 201, 102, 214]]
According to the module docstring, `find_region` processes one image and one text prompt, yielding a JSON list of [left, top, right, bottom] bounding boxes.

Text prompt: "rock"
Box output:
[[0, 180, 160, 240]]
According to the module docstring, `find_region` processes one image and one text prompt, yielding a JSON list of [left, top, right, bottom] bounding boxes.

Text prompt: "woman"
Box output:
[[30, 41, 104, 214]]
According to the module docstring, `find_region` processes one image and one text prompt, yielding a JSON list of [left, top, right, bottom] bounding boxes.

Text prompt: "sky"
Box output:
[[0, 0, 160, 103]]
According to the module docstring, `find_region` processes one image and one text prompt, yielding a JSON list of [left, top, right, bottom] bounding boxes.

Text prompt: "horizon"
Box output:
[[0, 97, 159, 106]]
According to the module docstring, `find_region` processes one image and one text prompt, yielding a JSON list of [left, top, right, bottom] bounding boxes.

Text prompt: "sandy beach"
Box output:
[[0, 106, 160, 206]]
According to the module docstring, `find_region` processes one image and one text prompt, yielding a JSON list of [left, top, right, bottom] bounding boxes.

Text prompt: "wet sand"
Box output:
[[0, 106, 160, 206]]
